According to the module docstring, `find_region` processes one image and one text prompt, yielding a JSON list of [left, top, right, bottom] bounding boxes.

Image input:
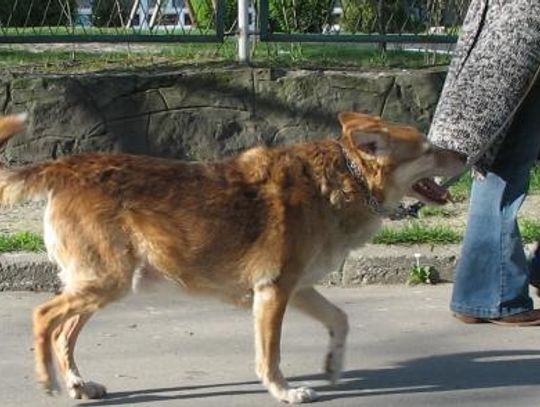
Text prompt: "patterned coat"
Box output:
[[428, 0, 540, 173]]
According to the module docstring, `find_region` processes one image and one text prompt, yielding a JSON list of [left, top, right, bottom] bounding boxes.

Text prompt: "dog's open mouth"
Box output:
[[411, 178, 451, 205]]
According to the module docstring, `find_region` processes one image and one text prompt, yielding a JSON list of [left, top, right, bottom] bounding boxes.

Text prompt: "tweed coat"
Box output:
[[428, 0, 540, 173]]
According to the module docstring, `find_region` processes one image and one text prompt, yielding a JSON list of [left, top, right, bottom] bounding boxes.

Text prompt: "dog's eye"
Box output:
[[361, 141, 378, 155]]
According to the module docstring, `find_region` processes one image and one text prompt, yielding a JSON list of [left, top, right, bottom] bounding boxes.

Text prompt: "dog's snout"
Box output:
[[438, 148, 468, 166], [431, 144, 468, 163]]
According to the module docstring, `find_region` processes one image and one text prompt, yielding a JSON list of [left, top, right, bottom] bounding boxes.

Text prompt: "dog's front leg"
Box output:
[[291, 287, 349, 384], [253, 280, 318, 403]]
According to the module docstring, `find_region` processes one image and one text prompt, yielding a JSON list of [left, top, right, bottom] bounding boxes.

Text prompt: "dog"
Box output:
[[0, 112, 465, 403]]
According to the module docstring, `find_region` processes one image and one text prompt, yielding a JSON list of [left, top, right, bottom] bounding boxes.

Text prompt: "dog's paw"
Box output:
[[68, 381, 107, 400], [37, 372, 60, 396], [324, 348, 344, 385], [280, 386, 318, 404], [38, 379, 60, 396]]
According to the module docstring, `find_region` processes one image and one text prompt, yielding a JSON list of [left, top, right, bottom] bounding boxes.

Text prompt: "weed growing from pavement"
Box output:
[[408, 264, 437, 285], [0, 232, 44, 252], [407, 253, 437, 285]]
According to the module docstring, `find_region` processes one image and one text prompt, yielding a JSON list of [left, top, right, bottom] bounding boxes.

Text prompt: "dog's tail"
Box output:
[[0, 113, 51, 205], [0, 112, 27, 146]]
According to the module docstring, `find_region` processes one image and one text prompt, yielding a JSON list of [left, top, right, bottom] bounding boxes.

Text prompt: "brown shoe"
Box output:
[[454, 309, 540, 327], [453, 313, 486, 324]]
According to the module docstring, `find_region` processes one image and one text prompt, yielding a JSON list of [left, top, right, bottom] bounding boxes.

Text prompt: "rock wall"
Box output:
[[1, 67, 446, 163]]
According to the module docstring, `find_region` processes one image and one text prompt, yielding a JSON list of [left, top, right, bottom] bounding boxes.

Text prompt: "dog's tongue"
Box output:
[[412, 178, 451, 204]]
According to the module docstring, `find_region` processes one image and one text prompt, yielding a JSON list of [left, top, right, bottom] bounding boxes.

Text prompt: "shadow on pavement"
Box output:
[[79, 350, 540, 405]]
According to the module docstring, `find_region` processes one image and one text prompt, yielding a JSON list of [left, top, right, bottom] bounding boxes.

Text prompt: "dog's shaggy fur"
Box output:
[[0, 112, 464, 403]]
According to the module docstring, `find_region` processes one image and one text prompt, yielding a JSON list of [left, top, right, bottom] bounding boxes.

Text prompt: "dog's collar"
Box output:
[[339, 145, 395, 217]]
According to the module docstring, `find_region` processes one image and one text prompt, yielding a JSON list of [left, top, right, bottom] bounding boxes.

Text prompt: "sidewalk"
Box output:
[[1, 285, 540, 407]]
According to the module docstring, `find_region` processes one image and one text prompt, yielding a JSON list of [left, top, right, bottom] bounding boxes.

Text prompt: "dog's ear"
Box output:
[[338, 112, 389, 156], [338, 112, 381, 128], [350, 130, 391, 156]]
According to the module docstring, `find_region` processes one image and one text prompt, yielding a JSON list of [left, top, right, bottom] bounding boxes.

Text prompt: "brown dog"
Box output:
[[0, 112, 464, 403]]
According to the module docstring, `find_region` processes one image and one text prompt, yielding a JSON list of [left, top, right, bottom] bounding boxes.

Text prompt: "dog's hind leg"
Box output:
[[253, 280, 318, 404], [291, 287, 349, 384], [33, 287, 124, 399], [51, 312, 108, 399]]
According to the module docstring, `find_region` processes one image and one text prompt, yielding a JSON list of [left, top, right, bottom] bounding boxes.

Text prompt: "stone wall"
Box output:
[[0, 67, 446, 163]]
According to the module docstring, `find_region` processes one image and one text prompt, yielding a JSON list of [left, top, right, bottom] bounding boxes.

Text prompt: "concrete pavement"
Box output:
[[1, 284, 540, 407]]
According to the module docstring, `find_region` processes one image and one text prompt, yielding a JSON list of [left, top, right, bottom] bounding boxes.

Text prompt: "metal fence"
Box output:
[[0, 0, 226, 43], [0, 0, 469, 46], [259, 0, 468, 44]]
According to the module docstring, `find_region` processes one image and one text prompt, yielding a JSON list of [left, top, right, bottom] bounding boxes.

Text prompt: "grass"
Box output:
[[418, 205, 457, 218], [257, 43, 451, 69], [448, 172, 473, 202], [445, 165, 540, 203], [520, 219, 540, 243], [407, 264, 437, 285], [0, 218, 538, 252], [0, 44, 237, 73], [0, 231, 44, 252], [372, 222, 462, 245], [530, 166, 540, 193], [0, 42, 451, 73], [372, 218, 540, 246]]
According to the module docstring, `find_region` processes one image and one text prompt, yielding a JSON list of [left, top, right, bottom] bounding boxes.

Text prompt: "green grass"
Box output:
[[529, 166, 540, 193], [448, 172, 473, 202], [407, 265, 437, 285], [372, 222, 462, 245], [520, 219, 540, 243], [0, 43, 237, 73], [446, 165, 540, 203], [0, 232, 44, 252], [1, 219, 538, 251], [0, 42, 451, 73], [418, 205, 457, 218], [372, 218, 540, 245], [257, 43, 451, 69]]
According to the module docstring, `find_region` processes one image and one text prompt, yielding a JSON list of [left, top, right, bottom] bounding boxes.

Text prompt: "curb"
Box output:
[[325, 244, 460, 286], [0, 252, 61, 292], [0, 245, 462, 292]]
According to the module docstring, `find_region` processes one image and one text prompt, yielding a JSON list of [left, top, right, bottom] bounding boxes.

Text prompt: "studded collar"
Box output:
[[339, 144, 395, 217]]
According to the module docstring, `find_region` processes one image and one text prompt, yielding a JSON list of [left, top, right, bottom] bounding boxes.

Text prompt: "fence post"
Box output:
[[238, 0, 250, 63]]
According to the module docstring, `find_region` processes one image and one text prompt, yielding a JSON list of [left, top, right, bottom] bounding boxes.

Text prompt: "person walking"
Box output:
[[428, 0, 540, 325]]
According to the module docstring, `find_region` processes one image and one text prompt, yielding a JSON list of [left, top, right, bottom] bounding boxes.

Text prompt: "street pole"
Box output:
[[238, 0, 250, 63]]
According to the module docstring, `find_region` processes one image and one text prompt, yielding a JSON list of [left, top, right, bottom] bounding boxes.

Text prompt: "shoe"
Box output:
[[453, 309, 540, 327]]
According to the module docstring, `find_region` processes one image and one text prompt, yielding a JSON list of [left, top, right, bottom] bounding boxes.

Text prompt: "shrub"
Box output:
[[341, 0, 425, 34], [0, 0, 77, 27], [269, 0, 334, 33], [190, 0, 237, 30], [340, 0, 377, 33]]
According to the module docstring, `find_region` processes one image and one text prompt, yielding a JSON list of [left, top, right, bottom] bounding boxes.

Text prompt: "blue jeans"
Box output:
[[451, 79, 540, 318]]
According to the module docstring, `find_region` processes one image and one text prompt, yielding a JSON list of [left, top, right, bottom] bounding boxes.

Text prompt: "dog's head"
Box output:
[[339, 112, 466, 206]]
